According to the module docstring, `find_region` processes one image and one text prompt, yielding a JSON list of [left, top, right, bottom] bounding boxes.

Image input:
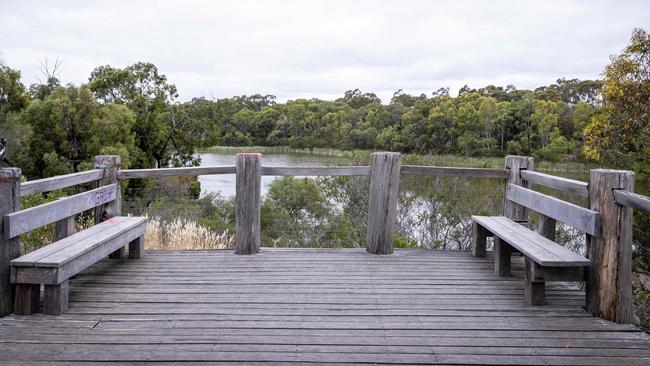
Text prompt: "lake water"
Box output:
[[197, 152, 347, 197]]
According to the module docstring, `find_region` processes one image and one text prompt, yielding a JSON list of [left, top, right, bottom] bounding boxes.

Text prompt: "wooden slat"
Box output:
[[3, 184, 118, 239], [506, 184, 601, 236], [19, 170, 104, 197], [613, 189, 650, 212], [401, 165, 509, 178], [262, 166, 370, 176], [118, 166, 236, 179], [521, 170, 588, 197], [472, 216, 590, 266]]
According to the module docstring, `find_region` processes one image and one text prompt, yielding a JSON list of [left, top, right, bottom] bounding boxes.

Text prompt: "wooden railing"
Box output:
[[0, 152, 643, 325]]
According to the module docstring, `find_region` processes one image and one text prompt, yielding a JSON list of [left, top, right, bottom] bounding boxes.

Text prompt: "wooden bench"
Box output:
[[10, 216, 146, 315], [472, 182, 600, 305]]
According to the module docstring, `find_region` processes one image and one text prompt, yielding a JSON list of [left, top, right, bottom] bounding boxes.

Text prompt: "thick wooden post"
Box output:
[[503, 155, 534, 221], [55, 216, 75, 241], [0, 168, 21, 316], [94, 155, 123, 258], [366, 152, 401, 255], [537, 214, 556, 241], [587, 169, 635, 324], [235, 153, 261, 255]]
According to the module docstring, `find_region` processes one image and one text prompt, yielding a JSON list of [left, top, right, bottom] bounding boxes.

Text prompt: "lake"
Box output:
[[197, 152, 348, 197]]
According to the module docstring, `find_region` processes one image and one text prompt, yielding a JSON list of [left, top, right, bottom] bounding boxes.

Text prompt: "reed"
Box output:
[[144, 216, 234, 250]]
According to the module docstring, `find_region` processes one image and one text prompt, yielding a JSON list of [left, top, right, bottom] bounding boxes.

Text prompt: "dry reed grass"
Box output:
[[144, 216, 234, 250]]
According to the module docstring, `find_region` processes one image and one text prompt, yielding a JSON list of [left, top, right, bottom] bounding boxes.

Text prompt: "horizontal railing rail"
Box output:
[[261, 166, 370, 176], [521, 170, 588, 197], [401, 165, 509, 178], [119, 166, 236, 179], [613, 190, 650, 212], [20, 169, 105, 197]]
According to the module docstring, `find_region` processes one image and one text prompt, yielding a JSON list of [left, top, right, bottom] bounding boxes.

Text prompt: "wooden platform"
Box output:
[[1, 248, 649, 365]]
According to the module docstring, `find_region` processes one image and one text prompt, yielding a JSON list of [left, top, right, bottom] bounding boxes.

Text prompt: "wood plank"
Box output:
[[506, 184, 601, 236], [261, 166, 370, 176], [503, 155, 534, 221], [19, 170, 104, 197], [521, 170, 589, 197], [613, 189, 650, 212], [472, 216, 590, 266], [400, 165, 509, 178], [3, 184, 119, 239], [118, 166, 236, 179]]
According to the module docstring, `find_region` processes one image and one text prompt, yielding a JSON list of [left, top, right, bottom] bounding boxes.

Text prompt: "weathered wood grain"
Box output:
[[587, 169, 635, 324], [119, 166, 236, 179], [3, 184, 118, 239], [613, 189, 650, 212], [503, 155, 534, 221], [401, 165, 509, 178], [0, 167, 21, 316], [521, 170, 588, 197], [93, 155, 121, 225], [262, 166, 370, 176], [55, 216, 76, 241], [44, 280, 68, 315], [506, 184, 601, 236], [19, 169, 104, 197], [235, 153, 261, 255], [366, 152, 400, 255]]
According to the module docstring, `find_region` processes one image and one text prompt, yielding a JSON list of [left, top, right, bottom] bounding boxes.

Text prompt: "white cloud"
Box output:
[[1, 0, 648, 103]]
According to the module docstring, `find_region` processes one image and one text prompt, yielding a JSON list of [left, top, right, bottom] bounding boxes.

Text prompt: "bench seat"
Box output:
[[471, 215, 590, 305], [11, 216, 146, 315]]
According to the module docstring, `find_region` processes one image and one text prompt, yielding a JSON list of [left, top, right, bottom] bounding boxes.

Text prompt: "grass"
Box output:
[[144, 216, 234, 250]]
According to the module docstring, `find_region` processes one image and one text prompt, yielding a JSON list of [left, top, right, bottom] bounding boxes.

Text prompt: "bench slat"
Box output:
[[37, 217, 147, 267], [506, 184, 601, 236], [472, 216, 590, 267], [11, 216, 132, 266], [4, 184, 119, 239]]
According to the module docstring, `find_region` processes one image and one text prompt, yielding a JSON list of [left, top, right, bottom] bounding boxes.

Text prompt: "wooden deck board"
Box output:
[[0, 248, 648, 365]]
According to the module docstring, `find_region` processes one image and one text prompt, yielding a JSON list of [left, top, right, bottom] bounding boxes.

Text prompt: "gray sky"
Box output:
[[1, 0, 649, 103]]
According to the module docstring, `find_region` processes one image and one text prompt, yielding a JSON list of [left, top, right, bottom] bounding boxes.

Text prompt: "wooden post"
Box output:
[[537, 213, 556, 241], [0, 167, 21, 316], [504, 155, 534, 221], [494, 237, 511, 276], [235, 153, 261, 255], [55, 216, 75, 241], [587, 169, 635, 324], [366, 152, 401, 255], [94, 155, 123, 258], [472, 222, 488, 257], [524, 257, 545, 305]]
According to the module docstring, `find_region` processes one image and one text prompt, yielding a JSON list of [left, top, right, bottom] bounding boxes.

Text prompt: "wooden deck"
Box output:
[[1, 248, 649, 365]]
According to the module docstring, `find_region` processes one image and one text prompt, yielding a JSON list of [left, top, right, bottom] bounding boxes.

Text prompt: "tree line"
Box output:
[[0, 29, 648, 181]]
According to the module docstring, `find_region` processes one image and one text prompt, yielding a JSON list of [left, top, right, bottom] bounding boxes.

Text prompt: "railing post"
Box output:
[[366, 152, 401, 255], [587, 169, 635, 324], [503, 155, 534, 221], [0, 167, 21, 316], [94, 155, 123, 258], [236, 153, 261, 255]]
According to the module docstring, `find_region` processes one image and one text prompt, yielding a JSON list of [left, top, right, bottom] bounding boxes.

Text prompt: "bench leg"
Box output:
[[43, 280, 69, 315], [109, 246, 126, 259], [494, 237, 511, 276], [129, 236, 145, 259], [524, 257, 545, 305], [472, 222, 487, 257], [14, 284, 40, 315]]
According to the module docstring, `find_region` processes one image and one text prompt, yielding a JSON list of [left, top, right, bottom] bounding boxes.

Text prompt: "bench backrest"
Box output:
[[506, 183, 601, 237], [3, 183, 119, 239]]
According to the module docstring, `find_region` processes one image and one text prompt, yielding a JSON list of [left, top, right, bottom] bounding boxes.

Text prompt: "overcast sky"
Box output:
[[1, 0, 649, 103]]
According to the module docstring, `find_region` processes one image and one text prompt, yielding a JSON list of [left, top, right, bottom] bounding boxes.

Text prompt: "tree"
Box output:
[[584, 28, 650, 172], [88, 62, 195, 168]]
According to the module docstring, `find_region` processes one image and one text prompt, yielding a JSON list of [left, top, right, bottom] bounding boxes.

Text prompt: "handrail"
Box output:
[[119, 166, 236, 179], [20, 169, 105, 197], [613, 189, 650, 212], [520, 170, 588, 197], [262, 166, 370, 176], [401, 165, 508, 178]]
